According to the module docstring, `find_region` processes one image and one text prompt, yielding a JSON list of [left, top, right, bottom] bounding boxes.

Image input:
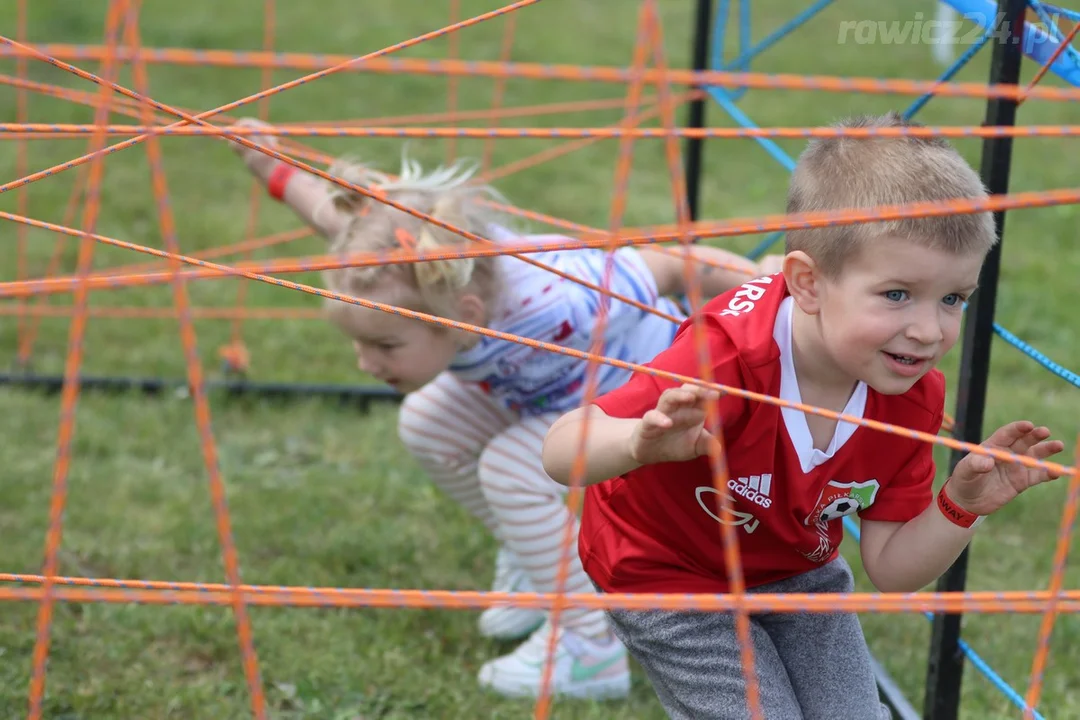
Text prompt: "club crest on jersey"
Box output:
[[805, 479, 880, 526], [718, 276, 772, 317]]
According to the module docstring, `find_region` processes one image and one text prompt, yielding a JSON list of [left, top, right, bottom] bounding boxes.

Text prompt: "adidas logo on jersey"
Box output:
[[728, 474, 773, 509]]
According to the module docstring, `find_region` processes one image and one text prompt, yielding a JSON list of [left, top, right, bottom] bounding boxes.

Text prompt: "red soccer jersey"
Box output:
[[580, 274, 945, 594]]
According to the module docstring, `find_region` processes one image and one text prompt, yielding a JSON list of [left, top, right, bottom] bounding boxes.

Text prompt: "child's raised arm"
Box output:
[[228, 117, 350, 241], [859, 420, 1065, 593], [542, 383, 719, 487]]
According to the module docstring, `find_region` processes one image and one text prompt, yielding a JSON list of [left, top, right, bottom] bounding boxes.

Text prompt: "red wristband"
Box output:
[[267, 162, 297, 202], [937, 482, 984, 529]]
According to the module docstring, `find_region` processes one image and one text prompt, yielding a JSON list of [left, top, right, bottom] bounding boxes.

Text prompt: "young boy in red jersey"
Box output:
[[541, 112, 1067, 719]]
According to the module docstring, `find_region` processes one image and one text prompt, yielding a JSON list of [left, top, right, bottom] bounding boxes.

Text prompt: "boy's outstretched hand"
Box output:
[[629, 383, 720, 466], [946, 421, 1066, 516], [228, 117, 279, 166]]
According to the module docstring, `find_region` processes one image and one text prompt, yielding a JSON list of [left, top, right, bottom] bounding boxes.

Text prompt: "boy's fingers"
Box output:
[[677, 384, 720, 408], [1010, 432, 1042, 455], [658, 388, 694, 412], [966, 453, 995, 475], [1031, 439, 1066, 462], [642, 409, 673, 430], [657, 385, 719, 418], [1014, 426, 1053, 453], [985, 421, 1034, 449]]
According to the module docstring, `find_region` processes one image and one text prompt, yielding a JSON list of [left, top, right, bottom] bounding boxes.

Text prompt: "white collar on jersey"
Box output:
[[773, 296, 868, 474]]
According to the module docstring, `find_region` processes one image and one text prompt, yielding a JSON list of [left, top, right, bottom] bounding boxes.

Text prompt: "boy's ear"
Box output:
[[783, 251, 825, 315], [455, 293, 487, 344]]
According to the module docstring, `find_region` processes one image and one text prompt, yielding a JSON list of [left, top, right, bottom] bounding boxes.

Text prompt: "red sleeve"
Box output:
[[857, 375, 946, 523], [593, 316, 749, 426]]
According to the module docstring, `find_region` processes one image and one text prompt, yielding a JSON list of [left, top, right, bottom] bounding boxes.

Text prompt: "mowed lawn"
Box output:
[[0, 0, 1077, 717]]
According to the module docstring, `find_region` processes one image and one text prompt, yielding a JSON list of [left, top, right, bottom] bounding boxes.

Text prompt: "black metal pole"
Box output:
[[923, 2, 1026, 719], [684, 0, 713, 222], [0, 371, 402, 407]]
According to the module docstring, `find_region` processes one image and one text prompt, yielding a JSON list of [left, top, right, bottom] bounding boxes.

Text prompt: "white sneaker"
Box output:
[[478, 547, 546, 641], [477, 620, 631, 700]]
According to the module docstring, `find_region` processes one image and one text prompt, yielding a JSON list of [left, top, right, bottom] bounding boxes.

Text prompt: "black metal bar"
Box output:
[[683, 0, 714, 222], [871, 655, 922, 720], [0, 371, 403, 406], [923, 2, 1026, 719]]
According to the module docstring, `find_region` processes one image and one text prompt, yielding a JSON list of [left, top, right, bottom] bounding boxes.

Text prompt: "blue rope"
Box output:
[[841, 519, 1047, 720], [706, 0, 860, 262], [902, 24, 995, 119], [738, 0, 751, 75], [745, 230, 784, 261], [710, 0, 749, 101], [941, 0, 1080, 85], [993, 323, 1080, 388], [711, 0, 836, 102], [1029, 0, 1080, 68], [704, 90, 796, 171], [724, 0, 837, 72], [1038, 2, 1080, 23]]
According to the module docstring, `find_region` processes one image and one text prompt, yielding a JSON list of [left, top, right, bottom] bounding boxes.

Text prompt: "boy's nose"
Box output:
[[905, 311, 943, 345], [356, 351, 380, 376]]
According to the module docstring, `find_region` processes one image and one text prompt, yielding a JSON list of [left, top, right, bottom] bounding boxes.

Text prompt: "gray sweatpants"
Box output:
[[601, 556, 891, 720]]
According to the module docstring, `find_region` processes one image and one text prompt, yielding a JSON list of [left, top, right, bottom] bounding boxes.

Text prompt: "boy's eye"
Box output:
[[883, 289, 908, 302], [942, 294, 963, 307]]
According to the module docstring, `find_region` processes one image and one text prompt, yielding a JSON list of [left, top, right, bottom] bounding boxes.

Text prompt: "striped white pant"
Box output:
[[397, 371, 609, 637]]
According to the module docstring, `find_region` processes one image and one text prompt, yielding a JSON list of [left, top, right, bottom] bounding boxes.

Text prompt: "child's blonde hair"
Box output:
[[785, 111, 997, 277], [318, 150, 508, 322]]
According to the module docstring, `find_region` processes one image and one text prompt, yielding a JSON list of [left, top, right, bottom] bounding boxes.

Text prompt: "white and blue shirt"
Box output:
[[449, 227, 685, 415]]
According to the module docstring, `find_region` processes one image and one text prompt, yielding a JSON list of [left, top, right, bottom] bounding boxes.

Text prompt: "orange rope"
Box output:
[[1018, 20, 1080, 106], [0, 575, 1078, 614], [0, 305, 320, 320], [8, 121, 1080, 139], [224, 0, 279, 374], [445, 0, 460, 161], [477, 91, 702, 183], [0, 14, 688, 332], [15, 159, 90, 363], [7, 43, 1080, 103], [302, 94, 651, 127], [27, 2, 127, 716], [0, 87, 648, 141], [3, 1, 1073, 714], [536, 4, 655, 712], [6, 184, 1079, 300], [648, 5, 761, 714], [3, 204, 1071, 511], [124, 7, 267, 714], [0, 0, 544, 198], [1023, 434, 1080, 716], [12, 0, 30, 360], [480, 11, 518, 172], [98, 227, 314, 278]]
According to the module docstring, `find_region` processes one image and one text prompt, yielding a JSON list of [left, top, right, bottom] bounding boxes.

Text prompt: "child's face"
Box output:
[[813, 236, 984, 395], [330, 296, 461, 394]]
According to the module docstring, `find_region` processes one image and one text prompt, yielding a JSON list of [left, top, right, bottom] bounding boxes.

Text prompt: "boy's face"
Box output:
[[327, 284, 461, 394], [814, 236, 985, 395]]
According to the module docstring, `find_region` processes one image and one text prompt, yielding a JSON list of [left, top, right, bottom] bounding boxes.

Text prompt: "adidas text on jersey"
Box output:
[[728, 474, 773, 509]]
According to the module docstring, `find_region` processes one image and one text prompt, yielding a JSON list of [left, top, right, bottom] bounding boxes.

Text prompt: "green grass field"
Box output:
[[0, 0, 1077, 717]]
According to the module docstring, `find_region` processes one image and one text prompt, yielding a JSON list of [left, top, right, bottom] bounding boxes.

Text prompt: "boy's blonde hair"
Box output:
[[785, 111, 997, 277], [318, 152, 507, 321]]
